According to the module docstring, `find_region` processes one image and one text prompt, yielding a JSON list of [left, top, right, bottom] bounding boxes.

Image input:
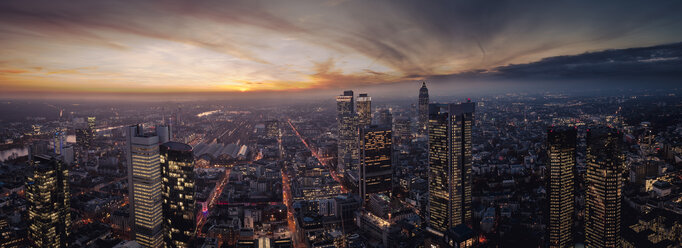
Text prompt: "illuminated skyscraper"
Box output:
[[418, 82, 429, 133], [127, 125, 169, 248], [336, 90, 357, 174], [87, 116, 96, 131], [161, 142, 196, 248], [585, 127, 623, 248], [546, 127, 576, 248], [359, 125, 392, 204], [26, 155, 71, 248], [357, 93, 372, 127], [428, 101, 474, 234]]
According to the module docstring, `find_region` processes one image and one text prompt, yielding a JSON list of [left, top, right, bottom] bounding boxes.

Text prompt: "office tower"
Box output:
[[418, 82, 429, 133], [265, 120, 279, 139], [87, 116, 96, 131], [26, 155, 71, 248], [428, 101, 474, 234], [547, 127, 577, 248], [161, 142, 196, 248], [357, 93, 372, 127], [585, 127, 624, 248], [359, 125, 392, 204], [127, 125, 169, 248], [336, 90, 357, 174]]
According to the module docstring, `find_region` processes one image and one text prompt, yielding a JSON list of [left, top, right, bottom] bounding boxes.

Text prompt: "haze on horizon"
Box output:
[[1, 0, 682, 99]]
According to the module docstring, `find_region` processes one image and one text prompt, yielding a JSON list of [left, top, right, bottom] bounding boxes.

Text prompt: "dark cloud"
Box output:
[[443, 42, 682, 81]]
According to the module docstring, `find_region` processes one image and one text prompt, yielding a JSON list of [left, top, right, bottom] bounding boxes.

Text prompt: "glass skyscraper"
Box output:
[[357, 93, 372, 127], [161, 142, 196, 248], [585, 127, 623, 248], [336, 90, 357, 174], [26, 155, 71, 248], [547, 127, 577, 248], [428, 101, 474, 234], [359, 125, 392, 204]]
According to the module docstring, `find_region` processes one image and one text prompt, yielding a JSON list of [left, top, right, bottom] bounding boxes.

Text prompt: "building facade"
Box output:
[[161, 142, 196, 248], [359, 125, 392, 204], [428, 101, 474, 234], [127, 125, 169, 247], [546, 127, 577, 248], [357, 93, 372, 127], [26, 155, 71, 248], [336, 90, 358, 174], [585, 127, 624, 248]]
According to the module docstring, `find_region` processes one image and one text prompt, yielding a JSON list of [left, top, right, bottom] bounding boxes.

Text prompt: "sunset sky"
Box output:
[[1, 0, 682, 96]]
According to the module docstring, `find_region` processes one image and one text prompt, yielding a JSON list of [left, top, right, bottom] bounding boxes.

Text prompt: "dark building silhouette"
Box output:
[[161, 142, 196, 248], [428, 101, 474, 234], [418, 82, 429, 133], [585, 127, 624, 248]]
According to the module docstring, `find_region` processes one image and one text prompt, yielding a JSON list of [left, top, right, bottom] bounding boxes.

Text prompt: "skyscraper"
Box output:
[[357, 93, 372, 127], [547, 127, 577, 248], [336, 90, 357, 174], [428, 101, 474, 234], [127, 125, 169, 248], [418, 82, 429, 134], [359, 125, 392, 204], [87, 116, 96, 132], [26, 155, 71, 248], [585, 127, 624, 248], [161, 142, 196, 248]]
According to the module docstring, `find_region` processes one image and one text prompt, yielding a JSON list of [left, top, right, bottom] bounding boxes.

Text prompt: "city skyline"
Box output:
[[1, 1, 682, 248]]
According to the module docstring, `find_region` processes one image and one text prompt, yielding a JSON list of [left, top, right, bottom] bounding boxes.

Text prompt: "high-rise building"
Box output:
[[336, 90, 357, 174], [546, 127, 577, 248], [359, 125, 392, 204], [87, 116, 96, 131], [357, 93, 372, 127], [161, 142, 196, 248], [26, 155, 71, 248], [418, 82, 429, 133], [127, 125, 169, 248], [585, 127, 624, 248], [428, 101, 474, 234]]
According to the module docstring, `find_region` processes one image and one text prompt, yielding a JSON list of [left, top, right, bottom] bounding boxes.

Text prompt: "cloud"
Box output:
[[443, 42, 682, 81], [1, 0, 682, 93]]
